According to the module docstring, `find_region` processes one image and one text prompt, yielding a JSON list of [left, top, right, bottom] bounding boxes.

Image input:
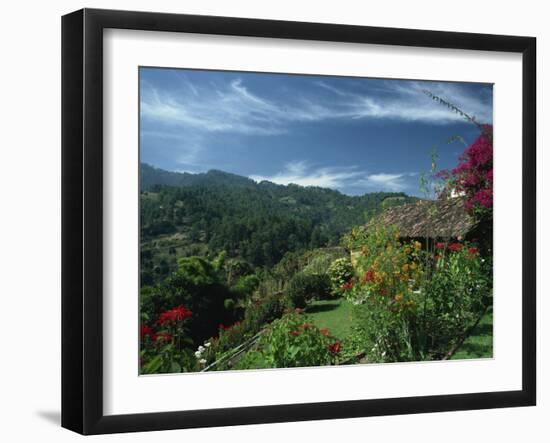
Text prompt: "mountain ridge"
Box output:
[[140, 163, 420, 284]]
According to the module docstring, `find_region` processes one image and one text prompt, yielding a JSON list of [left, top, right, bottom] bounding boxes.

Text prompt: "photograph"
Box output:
[[138, 68, 494, 374]]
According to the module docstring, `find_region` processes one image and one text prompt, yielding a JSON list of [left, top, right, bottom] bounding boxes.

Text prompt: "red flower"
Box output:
[[363, 269, 376, 283], [448, 243, 462, 252], [320, 328, 330, 336], [468, 247, 479, 255], [140, 324, 153, 340], [218, 323, 227, 330], [435, 242, 446, 250], [153, 332, 172, 343], [157, 305, 192, 326], [328, 341, 341, 354], [341, 280, 354, 290], [290, 330, 301, 337]]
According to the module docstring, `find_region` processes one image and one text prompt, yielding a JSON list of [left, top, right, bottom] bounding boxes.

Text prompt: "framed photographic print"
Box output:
[[61, 8, 536, 435]]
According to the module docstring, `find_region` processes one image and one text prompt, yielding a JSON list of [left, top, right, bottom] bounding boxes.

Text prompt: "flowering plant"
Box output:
[[235, 312, 340, 369], [342, 222, 490, 362], [327, 257, 354, 297], [438, 125, 493, 219], [140, 304, 195, 374]]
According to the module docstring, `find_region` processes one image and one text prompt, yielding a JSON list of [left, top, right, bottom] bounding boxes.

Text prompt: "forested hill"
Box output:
[[140, 163, 419, 284], [141, 163, 257, 190]]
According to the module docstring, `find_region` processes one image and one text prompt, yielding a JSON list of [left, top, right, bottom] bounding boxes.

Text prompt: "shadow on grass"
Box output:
[[305, 302, 340, 314], [455, 342, 493, 358], [472, 322, 493, 337]]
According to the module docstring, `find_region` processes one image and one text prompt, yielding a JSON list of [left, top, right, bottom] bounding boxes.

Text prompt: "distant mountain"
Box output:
[[139, 163, 420, 284], [141, 163, 256, 190]]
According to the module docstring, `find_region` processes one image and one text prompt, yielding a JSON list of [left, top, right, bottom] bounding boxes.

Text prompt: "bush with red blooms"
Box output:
[[140, 305, 196, 374], [156, 305, 192, 326], [234, 312, 341, 369], [345, 222, 491, 362]]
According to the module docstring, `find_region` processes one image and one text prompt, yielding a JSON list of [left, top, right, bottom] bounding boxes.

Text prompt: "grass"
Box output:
[[451, 306, 493, 360], [305, 298, 354, 340]]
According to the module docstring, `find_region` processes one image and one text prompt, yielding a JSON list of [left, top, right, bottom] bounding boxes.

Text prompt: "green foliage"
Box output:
[[341, 226, 370, 251], [140, 255, 235, 344], [236, 312, 340, 369], [344, 225, 490, 362], [224, 258, 254, 285], [140, 306, 196, 374], [224, 298, 236, 311], [286, 273, 331, 308], [140, 163, 417, 285], [231, 274, 260, 298], [201, 292, 288, 370], [242, 292, 287, 335], [418, 245, 491, 357], [301, 248, 347, 276], [327, 257, 354, 297]]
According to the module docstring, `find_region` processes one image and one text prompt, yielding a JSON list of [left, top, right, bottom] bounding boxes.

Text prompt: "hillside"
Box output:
[[140, 163, 419, 285]]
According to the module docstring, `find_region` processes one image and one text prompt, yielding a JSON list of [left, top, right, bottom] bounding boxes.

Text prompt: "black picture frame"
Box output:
[[61, 8, 536, 435]]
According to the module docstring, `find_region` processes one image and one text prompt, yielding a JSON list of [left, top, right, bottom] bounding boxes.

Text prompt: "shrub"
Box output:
[[243, 292, 286, 333], [201, 292, 287, 369], [302, 248, 346, 276], [286, 273, 331, 308], [231, 274, 260, 298], [236, 312, 341, 369], [139, 255, 234, 346], [327, 257, 354, 297], [436, 125, 493, 220], [347, 226, 489, 362], [224, 298, 236, 311], [140, 305, 196, 374], [225, 258, 254, 285], [419, 243, 490, 357]]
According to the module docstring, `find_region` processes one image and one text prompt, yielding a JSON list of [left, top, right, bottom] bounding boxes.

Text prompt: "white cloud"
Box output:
[[250, 161, 363, 189], [356, 172, 417, 192], [249, 161, 417, 194]]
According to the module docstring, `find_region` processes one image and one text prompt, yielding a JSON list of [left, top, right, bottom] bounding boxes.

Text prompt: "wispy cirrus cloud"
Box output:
[[315, 80, 492, 124], [140, 75, 492, 137], [356, 172, 418, 192], [249, 161, 363, 189], [249, 160, 417, 194]]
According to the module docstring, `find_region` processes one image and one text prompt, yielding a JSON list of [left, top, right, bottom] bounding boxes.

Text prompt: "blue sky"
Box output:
[[140, 68, 492, 197]]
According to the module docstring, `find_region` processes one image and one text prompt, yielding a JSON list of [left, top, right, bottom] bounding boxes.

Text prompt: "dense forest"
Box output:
[[140, 163, 419, 285]]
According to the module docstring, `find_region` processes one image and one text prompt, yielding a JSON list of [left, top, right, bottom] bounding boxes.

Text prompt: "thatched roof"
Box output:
[[367, 197, 477, 239]]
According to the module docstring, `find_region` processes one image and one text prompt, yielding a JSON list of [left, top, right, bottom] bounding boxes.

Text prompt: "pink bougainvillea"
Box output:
[[440, 125, 493, 218]]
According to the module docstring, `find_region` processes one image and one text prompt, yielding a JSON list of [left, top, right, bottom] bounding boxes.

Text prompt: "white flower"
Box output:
[[413, 289, 421, 294], [199, 359, 207, 365], [198, 345, 205, 352], [194, 351, 202, 358], [204, 342, 211, 348]]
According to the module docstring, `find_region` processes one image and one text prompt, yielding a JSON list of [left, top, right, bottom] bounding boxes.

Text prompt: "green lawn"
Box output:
[[305, 298, 354, 340], [451, 306, 493, 360], [305, 299, 492, 360]]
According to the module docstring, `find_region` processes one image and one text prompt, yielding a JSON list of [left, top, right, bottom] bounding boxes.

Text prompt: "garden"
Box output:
[[139, 99, 494, 374]]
